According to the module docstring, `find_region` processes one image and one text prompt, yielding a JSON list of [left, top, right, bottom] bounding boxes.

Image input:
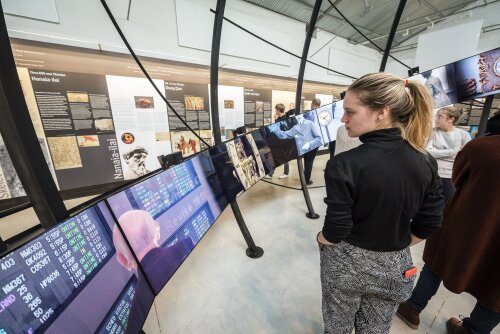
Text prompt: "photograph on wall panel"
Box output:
[[106, 151, 228, 295]]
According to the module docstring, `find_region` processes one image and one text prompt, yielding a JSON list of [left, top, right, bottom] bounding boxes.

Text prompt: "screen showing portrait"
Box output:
[[261, 117, 299, 165], [411, 64, 458, 109], [106, 152, 228, 294], [263, 111, 322, 157]]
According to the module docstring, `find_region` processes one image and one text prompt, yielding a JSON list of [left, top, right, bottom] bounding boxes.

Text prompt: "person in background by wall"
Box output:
[[485, 110, 500, 136], [426, 106, 471, 201], [334, 125, 362, 156], [318, 73, 443, 334], [302, 98, 321, 185], [397, 118, 500, 334], [265, 103, 290, 179]]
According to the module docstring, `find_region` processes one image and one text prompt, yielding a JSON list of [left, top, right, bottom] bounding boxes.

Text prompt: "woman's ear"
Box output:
[[376, 106, 389, 121]]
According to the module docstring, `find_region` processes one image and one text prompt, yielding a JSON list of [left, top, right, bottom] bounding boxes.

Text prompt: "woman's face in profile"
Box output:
[[341, 91, 380, 137], [435, 110, 454, 130]]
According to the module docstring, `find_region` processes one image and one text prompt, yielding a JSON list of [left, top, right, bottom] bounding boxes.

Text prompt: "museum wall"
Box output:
[[3, 0, 380, 85], [385, 1, 500, 77]]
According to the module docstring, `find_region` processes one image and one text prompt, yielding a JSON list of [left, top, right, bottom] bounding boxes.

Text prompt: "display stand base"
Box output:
[[246, 246, 264, 259], [306, 212, 320, 219]]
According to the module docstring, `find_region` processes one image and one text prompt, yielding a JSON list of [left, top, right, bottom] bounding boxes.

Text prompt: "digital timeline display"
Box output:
[[97, 278, 137, 334], [107, 152, 228, 294], [0, 207, 113, 333], [124, 161, 200, 219]]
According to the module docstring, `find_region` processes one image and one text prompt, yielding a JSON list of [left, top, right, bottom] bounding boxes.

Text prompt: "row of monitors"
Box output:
[[410, 47, 500, 109], [0, 105, 343, 334], [2, 46, 498, 333]]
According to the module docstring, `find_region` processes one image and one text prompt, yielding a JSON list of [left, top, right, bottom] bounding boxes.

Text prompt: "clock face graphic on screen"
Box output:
[[318, 110, 332, 126]]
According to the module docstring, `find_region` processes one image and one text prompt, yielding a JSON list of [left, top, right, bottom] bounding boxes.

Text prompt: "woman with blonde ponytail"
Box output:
[[317, 72, 444, 334]]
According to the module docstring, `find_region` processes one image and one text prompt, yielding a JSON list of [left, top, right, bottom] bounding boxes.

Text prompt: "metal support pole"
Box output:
[[294, 0, 322, 220], [210, 0, 263, 258], [0, 236, 7, 253], [0, 4, 67, 228], [477, 95, 494, 137], [379, 0, 407, 72]]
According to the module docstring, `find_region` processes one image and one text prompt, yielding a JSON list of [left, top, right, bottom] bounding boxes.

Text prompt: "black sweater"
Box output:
[[322, 128, 444, 251]]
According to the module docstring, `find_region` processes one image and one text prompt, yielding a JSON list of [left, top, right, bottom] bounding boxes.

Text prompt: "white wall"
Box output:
[[3, 0, 380, 85], [385, 1, 500, 77]]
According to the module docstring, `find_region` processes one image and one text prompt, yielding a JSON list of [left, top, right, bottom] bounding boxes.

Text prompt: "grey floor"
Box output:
[[1, 154, 497, 334], [142, 154, 499, 334]]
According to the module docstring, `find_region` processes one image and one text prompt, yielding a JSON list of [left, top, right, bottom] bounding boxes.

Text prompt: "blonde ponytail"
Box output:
[[403, 81, 433, 152], [348, 73, 433, 152]]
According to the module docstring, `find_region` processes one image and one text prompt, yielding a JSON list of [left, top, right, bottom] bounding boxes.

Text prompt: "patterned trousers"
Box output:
[[320, 241, 415, 334]]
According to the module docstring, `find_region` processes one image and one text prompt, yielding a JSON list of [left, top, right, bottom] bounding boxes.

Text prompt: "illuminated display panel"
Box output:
[[106, 151, 228, 294], [0, 202, 155, 334], [315, 101, 344, 144]]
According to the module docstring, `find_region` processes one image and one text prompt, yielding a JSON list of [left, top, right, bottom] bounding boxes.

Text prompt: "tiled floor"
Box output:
[[143, 153, 499, 334]]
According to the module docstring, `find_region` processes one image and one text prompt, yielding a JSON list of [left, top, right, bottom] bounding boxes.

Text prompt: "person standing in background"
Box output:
[[426, 106, 471, 201], [397, 118, 500, 334], [265, 103, 290, 179], [303, 98, 321, 185], [334, 125, 362, 156]]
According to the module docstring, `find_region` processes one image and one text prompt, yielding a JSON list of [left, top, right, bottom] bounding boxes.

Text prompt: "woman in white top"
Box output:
[[334, 125, 362, 156], [427, 106, 471, 200]]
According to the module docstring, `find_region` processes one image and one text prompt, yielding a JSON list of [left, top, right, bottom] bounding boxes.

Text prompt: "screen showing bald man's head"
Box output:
[[113, 210, 160, 272]]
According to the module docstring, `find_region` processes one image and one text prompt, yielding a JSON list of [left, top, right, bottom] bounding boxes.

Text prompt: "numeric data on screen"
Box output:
[[0, 207, 113, 333], [125, 160, 200, 218]]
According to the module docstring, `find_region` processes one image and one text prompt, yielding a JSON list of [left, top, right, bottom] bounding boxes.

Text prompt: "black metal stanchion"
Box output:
[[0, 236, 7, 254], [293, 0, 323, 220], [477, 95, 494, 137], [210, 0, 263, 258], [379, 0, 407, 72]]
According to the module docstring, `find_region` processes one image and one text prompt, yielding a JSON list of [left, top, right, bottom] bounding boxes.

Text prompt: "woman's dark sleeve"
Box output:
[[411, 158, 444, 238], [322, 161, 354, 243]]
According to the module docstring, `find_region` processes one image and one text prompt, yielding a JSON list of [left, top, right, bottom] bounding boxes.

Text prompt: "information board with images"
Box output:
[[243, 88, 272, 128], [27, 70, 124, 190]]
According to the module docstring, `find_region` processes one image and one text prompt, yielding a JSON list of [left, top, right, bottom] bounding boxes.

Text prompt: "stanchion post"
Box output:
[[294, 0, 323, 220], [477, 95, 494, 137], [379, 0, 407, 72], [210, 0, 263, 258], [0, 236, 7, 254]]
